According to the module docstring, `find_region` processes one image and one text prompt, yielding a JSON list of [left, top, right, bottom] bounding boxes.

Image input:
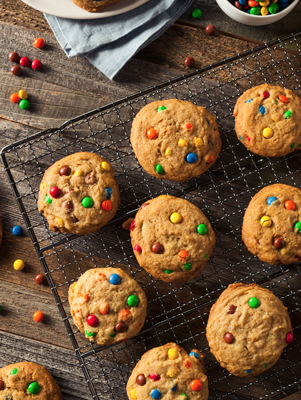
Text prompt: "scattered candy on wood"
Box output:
[[12, 225, 23, 236], [19, 99, 30, 110], [9, 52, 20, 63], [184, 56, 195, 67], [19, 56, 30, 67], [35, 274, 46, 285], [10, 93, 20, 103], [14, 259, 25, 271], [11, 65, 21, 76], [33, 311, 44, 322], [205, 24, 216, 35], [191, 8, 202, 18], [34, 38, 45, 49], [31, 59, 42, 70]]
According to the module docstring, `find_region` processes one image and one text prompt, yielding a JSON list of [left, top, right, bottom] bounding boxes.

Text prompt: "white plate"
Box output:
[[21, 0, 149, 19]]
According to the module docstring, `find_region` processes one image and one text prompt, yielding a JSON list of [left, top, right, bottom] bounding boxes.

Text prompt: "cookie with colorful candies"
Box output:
[[71, 0, 123, 12], [126, 343, 209, 400]]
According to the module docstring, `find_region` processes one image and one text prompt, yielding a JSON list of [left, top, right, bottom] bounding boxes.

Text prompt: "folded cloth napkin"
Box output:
[[45, 0, 192, 80]]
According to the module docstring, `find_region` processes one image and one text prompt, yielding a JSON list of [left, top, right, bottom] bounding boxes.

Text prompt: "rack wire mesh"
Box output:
[[1, 32, 301, 400]]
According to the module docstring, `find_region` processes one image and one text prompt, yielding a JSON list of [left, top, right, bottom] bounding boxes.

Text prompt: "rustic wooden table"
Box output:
[[0, 1, 301, 399]]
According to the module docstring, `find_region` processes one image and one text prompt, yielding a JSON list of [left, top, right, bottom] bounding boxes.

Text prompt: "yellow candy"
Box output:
[[101, 161, 111, 171], [259, 0, 269, 5], [170, 213, 182, 224], [178, 139, 188, 148], [56, 218, 63, 226], [74, 283, 77, 290], [262, 127, 274, 139], [74, 170, 82, 176], [168, 348, 178, 360], [18, 90, 28, 100], [270, 0, 277, 3], [194, 137, 203, 147], [165, 147, 172, 156], [167, 368, 178, 378], [130, 389, 137, 399], [261, 6, 269, 15], [14, 259, 25, 271], [41, 182, 45, 188], [260, 216, 272, 227]]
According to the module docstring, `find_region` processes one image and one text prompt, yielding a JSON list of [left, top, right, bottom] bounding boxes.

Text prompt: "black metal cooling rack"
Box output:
[[1, 32, 301, 400]]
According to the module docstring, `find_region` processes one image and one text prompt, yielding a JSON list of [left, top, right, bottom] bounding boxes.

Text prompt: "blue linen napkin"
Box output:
[[45, 0, 192, 80]]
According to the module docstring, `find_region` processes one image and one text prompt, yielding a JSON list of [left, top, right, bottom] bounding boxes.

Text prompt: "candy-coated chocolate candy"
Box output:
[[228, 304, 237, 314], [197, 223, 208, 235], [10, 93, 20, 103], [284, 110, 292, 119], [0, 379, 4, 390], [267, 196, 278, 205], [59, 165, 71, 176], [130, 220, 136, 231], [259, 106, 266, 114], [50, 186, 61, 198], [235, 1, 243, 9], [85, 330, 96, 337], [31, 59, 42, 70], [87, 314, 99, 327], [246, 369, 252, 374], [73, 217, 79, 222], [114, 322, 127, 333], [35, 274, 46, 285], [157, 106, 167, 112], [279, 95, 289, 103], [165, 148, 172, 156], [261, 6, 269, 14], [178, 250, 188, 261], [260, 215, 272, 227], [45, 195, 52, 204], [250, 5, 260, 13], [166, 368, 178, 378], [224, 332, 234, 344], [147, 128, 158, 140], [286, 332, 294, 343], [109, 273, 121, 285], [239, 0, 247, 4], [127, 294, 139, 307], [149, 373, 160, 381], [130, 388, 137, 399], [10, 368, 18, 375], [268, 2, 279, 12], [65, 201, 73, 209], [263, 91, 270, 99], [156, 164, 164, 174], [101, 161, 110, 171], [178, 139, 188, 147], [100, 302, 109, 315], [136, 374, 146, 386], [284, 200, 296, 210], [263, 127, 273, 139], [189, 351, 199, 359], [259, 0, 269, 5], [19, 99, 30, 110], [104, 187, 112, 199], [82, 196, 94, 208], [164, 269, 173, 275], [73, 170, 82, 177], [194, 137, 203, 147], [19, 56, 30, 67], [102, 200, 112, 211], [34, 38, 45, 49], [191, 8, 202, 18], [141, 202, 150, 209], [244, 5, 250, 9], [11, 65, 21, 76], [248, 0, 258, 6], [170, 212, 182, 224], [9, 51, 20, 62], [184, 262, 192, 271], [168, 348, 178, 360], [186, 152, 198, 163], [205, 24, 215, 35], [294, 222, 301, 232], [274, 237, 285, 249], [134, 244, 142, 253], [186, 122, 193, 129], [184, 57, 194, 67], [248, 297, 260, 308], [181, 395, 188, 399], [152, 243, 164, 253], [14, 259, 24, 271], [28, 382, 40, 394], [151, 389, 162, 399], [171, 384, 177, 392], [12, 225, 23, 236], [18, 90, 28, 100], [33, 311, 44, 322], [191, 379, 203, 391]]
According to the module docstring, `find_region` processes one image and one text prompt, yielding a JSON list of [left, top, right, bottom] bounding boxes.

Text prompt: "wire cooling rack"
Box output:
[[2, 32, 301, 400]]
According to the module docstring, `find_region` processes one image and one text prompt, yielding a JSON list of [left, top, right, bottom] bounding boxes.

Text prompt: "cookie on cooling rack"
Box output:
[[37, 152, 120, 236], [242, 184, 301, 265], [206, 283, 293, 377], [71, 0, 123, 12], [0, 362, 62, 399], [130, 99, 222, 182], [130, 195, 216, 283], [69, 268, 147, 346], [234, 84, 301, 158], [126, 343, 209, 400]]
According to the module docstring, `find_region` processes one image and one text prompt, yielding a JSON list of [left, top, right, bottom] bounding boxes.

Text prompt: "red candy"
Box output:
[[234, 1, 242, 9], [149, 373, 160, 381], [263, 91, 270, 99], [33, 311, 44, 322], [186, 122, 193, 129], [86, 314, 99, 327], [140, 202, 150, 209], [50, 186, 61, 198], [207, 155, 214, 163], [10, 93, 21, 103], [191, 380, 203, 392], [34, 38, 45, 49], [284, 200, 296, 211], [19, 57, 30, 67], [247, 136, 251, 142], [130, 220, 136, 231], [0, 379, 4, 390], [184, 57, 195, 67], [205, 24, 215, 35], [134, 244, 142, 254], [31, 59, 42, 70], [35, 274, 46, 285], [102, 200, 112, 211], [286, 332, 294, 344]]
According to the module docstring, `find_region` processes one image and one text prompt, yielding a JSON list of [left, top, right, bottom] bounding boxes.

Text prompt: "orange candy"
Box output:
[[279, 95, 289, 103], [100, 302, 110, 315], [118, 309, 131, 321], [191, 379, 203, 391], [207, 155, 214, 163], [82, 291, 90, 302], [285, 200, 296, 211], [147, 128, 158, 140], [102, 200, 112, 211], [178, 250, 188, 261], [248, 0, 258, 5], [10, 93, 20, 104], [33, 311, 44, 322], [34, 38, 45, 49], [186, 122, 193, 129]]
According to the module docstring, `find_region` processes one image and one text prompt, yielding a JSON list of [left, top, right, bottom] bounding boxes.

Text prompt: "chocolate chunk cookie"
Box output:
[[69, 268, 147, 346], [127, 343, 209, 400], [242, 184, 301, 264], [37, 152, 120, 236], [71, 0, 123, 12], [130, 196, 216, 282], [206, 283, 293, 377], [0, 362, 62, 399], [234, 84, 301, 157], [130, 99, 221, 182]]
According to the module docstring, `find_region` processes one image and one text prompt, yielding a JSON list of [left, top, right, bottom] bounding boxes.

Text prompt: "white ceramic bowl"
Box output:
[[216, 0, 299, 26]]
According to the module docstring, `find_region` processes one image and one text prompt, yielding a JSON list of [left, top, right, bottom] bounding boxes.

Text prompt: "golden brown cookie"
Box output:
[[126, 343, 209, 400], [234, 84, 301, 157], [242, 184, 301, 264], [68, 268, 147, 346], [71, 0, 123, 12], [130, 99, 221, 182], [37, 152, 120, 236], [206, 283, 293, 377], [130, 195, 216, 283], [0, 362, 62, 399]]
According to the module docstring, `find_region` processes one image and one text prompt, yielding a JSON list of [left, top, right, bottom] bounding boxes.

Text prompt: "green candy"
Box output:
[[110, 333, 116, 337], [82, 197, 94, 208], [291, 143, 295, 148], [45, 195, 52, 204], [250, 6, 260, 14], [19, 99, 30, 110], [156, 164, 164, 175], [294, 221, 301, 232], [164, 269, 173, 274], [197, 223, 208, 235], [85, 330, 96, 337], [181, 394, 188, 399], [10, 368, 18, 375], [28, 382, 40, 395], [204, 253, 208, 259], [264, 363, 268, 368], [248, 297, 260, 309], [157, 106, 167, 112], [127, 294, 139, 307], [268, 2, 279, 13], [184, 263, 192, 271], [191, 8, 202, 18], [284, 110, 292, 119]]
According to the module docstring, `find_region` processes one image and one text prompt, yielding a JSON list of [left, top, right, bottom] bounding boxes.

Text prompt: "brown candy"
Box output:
[[274, 238, 285, 249], [114, 322, 127, 333], [152, 243, 164, 254], [184, 57, 195, 67], [0, 379, 4, 390], [136, 374, 146, 386], [35, 274, 46, 285], [205, 24, 216, 35], [65, 201, 73, 210], [85, 173, 97, 184], [228, 304, 237, 314], [224, 332, 234, 344], [73, 217, 79, 223], [11, 65, 21, 76], [59, 165, 71, 176], [9, 51, 20, 62]]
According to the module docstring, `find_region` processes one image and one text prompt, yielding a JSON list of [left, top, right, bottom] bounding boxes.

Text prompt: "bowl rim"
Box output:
[[225, 0, 299, 18]]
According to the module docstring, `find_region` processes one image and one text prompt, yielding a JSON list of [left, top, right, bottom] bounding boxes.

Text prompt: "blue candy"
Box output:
[[246, 369, 252, 374], [171, 385, 177, 392], [189, 351, 200, 359], [238, 0, 247, 4], [12, 225, 23, 236], [104, 187, 112, 199], [259, 106, 265, 115], [206, 119, 210, 126], [279, 2, 288, 8], [186, 153, 198, 164], [247, 9, 251, 12], [246, 99, 253, 103], [109, 274, 121, 285], [151, 389, 162, 399], [267, 196, 278, 205]]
